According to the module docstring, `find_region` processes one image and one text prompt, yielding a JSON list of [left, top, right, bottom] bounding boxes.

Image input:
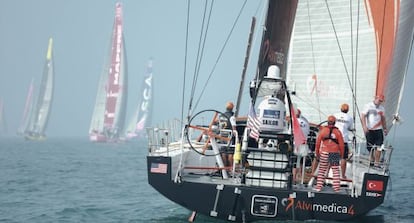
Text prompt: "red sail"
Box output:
[[104, 3, 123, 129], [257, 0, 298, 80]]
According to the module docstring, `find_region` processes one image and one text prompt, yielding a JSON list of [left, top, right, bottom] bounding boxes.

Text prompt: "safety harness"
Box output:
[[322, 126, 339, 144]]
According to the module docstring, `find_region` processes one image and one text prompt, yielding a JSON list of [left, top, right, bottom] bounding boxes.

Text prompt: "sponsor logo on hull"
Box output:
[[282, 197, 355, 216], [251, 195, 278, 217]]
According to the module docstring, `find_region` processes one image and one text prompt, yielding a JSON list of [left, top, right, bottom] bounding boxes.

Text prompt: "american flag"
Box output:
[[247, 103, 260, 141], [150, 163, 168, 174]]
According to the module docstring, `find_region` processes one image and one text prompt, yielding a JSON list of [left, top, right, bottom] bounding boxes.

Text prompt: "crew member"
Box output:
[[314, 115, 345, 192]]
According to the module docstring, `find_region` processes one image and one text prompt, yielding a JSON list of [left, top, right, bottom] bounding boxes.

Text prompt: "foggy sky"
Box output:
[[0, 0, 413, 138]]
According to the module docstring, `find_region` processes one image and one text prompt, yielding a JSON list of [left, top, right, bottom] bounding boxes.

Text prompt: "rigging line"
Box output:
[[190, 0, 213, 113], [306, 0, 317, 75], [181, 0, 191, 125], [324, 0, 353, 92], [236, 17, 256, 117], [245, 0, 266, 91], [353, 0, 361, 135], [350, 0, 354, 86], [325, 0, 363, 127], [252, 0, 263, 17], [251, 0, 267, 62], [194, 0, 215, 99], [351, 0, 365, 140], [197, 0, 214, 79], [291, 94, 328, 123], [393, 29, 414, 130], [306, 0, 322, 121], [352, 0, 370, 139], [193, 0, 248, 111], [290, 65, 364, 141], [349, 0, 355, 120]]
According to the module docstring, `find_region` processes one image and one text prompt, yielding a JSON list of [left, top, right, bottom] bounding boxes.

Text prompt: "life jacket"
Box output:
[[322, 126, 339, 144], [219, 111, 234, 130]]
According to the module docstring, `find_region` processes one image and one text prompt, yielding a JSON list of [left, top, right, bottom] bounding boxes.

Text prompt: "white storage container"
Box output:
[[245, 170, 288, 188], [247, 151, 288, 169]]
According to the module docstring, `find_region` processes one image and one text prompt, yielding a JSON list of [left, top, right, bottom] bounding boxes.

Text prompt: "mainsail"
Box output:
[[89, 2, 128, 142], [124, 59, 153, 140], [23, 38, 54, 140], [286, 0, 414, 139], [256, 0, 298, 82]]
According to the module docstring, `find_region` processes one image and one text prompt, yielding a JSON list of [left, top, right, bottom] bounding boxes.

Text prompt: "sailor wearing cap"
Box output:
[[314, 115, 345, 192], [218, 102, 237, 168], [334, 103, 354, 178]]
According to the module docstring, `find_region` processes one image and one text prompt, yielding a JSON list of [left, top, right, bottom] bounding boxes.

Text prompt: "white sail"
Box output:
[[287, 0, 414, 139], [24, 38, 54, 140], [89, 58, 109, 136], [124, 59, 153, 140]]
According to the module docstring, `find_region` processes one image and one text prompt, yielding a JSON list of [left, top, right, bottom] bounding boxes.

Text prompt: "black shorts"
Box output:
[[220, 146, 234, 154], [344, 143, 349, 159], [366, 129, 384, 152]]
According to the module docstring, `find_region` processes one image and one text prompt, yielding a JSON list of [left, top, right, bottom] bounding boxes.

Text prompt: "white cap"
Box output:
[[267, 65, 281, 79]]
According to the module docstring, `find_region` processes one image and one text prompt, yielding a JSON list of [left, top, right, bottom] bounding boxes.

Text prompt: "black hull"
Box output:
[[147, 156, 388, 222]]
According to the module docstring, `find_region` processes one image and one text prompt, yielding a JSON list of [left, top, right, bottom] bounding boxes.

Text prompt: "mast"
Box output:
[[235, 17, 256, 117]]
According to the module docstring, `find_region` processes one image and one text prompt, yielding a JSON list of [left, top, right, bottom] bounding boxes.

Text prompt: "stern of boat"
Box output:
[[144, 117, 393, 222], [147, 155, 173, 192]]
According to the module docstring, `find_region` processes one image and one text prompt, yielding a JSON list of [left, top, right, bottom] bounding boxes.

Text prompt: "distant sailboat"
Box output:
[[17, 78, 34, 136], [21, 38, 54, 141], [89, 2, 128, 143], [124, 59, 153, 140]]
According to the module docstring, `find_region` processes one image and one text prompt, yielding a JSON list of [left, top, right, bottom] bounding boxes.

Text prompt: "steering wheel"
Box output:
[[185, 109, 233, 156]]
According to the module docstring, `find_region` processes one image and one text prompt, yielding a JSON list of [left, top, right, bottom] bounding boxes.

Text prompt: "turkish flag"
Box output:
[[367, 180, 384, 192]]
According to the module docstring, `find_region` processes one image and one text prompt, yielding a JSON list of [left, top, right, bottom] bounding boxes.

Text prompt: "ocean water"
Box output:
[[0, 137, 413, 223]]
